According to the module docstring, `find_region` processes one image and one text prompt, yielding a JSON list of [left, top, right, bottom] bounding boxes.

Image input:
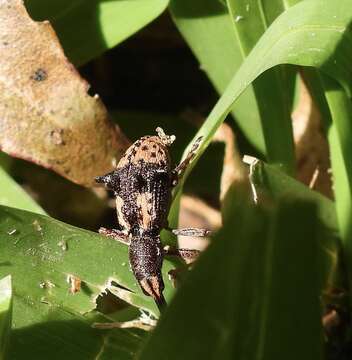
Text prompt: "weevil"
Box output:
[[96, 128, 209, 310]]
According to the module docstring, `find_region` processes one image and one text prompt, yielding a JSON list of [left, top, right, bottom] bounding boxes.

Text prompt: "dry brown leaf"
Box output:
[[178, 195, 222, 251], [0, 0, 129, 186], [293, 78, 332, 198], [212, 123, 247, 202]]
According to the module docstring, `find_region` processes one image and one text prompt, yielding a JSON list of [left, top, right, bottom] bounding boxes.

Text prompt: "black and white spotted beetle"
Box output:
[[96, 128, 209, 310]]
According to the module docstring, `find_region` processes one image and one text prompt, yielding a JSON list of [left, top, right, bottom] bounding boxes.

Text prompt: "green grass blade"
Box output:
[[0, 166, 45, 215], [319, 76, 352, 292], [25, 0, 169, 65], [0, 206, 166, 357], [0, 276, 12, 360], [0, 205, 177, 322], [178, 0, 352, 180], [250, 160, 339, 287], [170, 0, 352, 232], [302, 69, 352, 293], [169, 0, 265, 153], [140, 188, 324, 359], [7, 305, 144, 359], [226, 0, 298, 173]]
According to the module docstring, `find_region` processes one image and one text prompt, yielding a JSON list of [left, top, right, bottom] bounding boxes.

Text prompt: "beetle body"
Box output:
[[96, 128, 204, 310], [96, 130, 176, 308]]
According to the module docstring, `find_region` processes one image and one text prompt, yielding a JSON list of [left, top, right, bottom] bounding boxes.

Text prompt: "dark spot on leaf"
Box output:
[[50, 129, 64, 145], [141, 145, 148, 151], [151, 152, 157, 158], [3, 42, 8, 46], [31, 68, 47, 82], [152, 144, 157, 149]]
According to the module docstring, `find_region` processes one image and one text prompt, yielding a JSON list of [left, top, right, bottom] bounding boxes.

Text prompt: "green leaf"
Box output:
[[0, 205, 178, 319], [180, 0, 352, 175], [172, 0, 352, 232], [140, 187, 324, 359], [8, 305, 144, 359], [301, 69, 352, 293], [170, 0, 299, 167], [25, 0, 169, 65], [250, 160, 339, 287], [0, 276, 12, 360], [226, 0, 298, 172], [0, 166, 45, 215], [169, 0, 265, 153], [318, 77, 352, 291], [0, 205, 173, 357]]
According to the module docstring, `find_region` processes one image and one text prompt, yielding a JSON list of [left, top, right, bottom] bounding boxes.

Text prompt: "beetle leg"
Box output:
[[92, 319, 157, 331], [172, 136, 203, 185], [99, 227, 130, 245], [164, 246, 200, 261], [171, 227, 211, 237], [165, 249, 199, 288], [166, 260, 198, 288]]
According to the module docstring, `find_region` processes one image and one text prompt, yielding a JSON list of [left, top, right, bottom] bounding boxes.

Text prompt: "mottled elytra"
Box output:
[[96, 128, 209, 310]]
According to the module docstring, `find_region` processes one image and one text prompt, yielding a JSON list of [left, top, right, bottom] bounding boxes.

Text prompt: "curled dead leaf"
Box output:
[[212, 123, 247, 202], [293, 77, 332, 198], [0, 0, 129, 186]]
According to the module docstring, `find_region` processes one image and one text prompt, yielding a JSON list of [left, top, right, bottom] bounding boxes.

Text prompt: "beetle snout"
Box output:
[[140, 275, 166, 310], [129, 235, 166, 309]]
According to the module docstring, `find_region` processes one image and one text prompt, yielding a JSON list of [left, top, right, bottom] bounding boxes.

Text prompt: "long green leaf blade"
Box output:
[[181, 0, 352, 168], [0, 166, 45, 215], [140, 188, 324, 359], [0, 206, 168, 357], [226, 0, 298, 172], [250, 160, 339, 287], [0, 205, 177, 322], [0, 275, 12, 360], [319, 77, 352, 291], [169, 0, 265, 152], [25, 0, 169, 65], [173, 0, 352, 223]]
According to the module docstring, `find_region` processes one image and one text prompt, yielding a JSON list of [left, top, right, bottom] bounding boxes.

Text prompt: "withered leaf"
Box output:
[[0, 0, 128, 186]]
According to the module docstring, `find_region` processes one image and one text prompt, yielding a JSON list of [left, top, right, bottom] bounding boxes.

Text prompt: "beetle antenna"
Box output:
[[156, 127, 176, 146]]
